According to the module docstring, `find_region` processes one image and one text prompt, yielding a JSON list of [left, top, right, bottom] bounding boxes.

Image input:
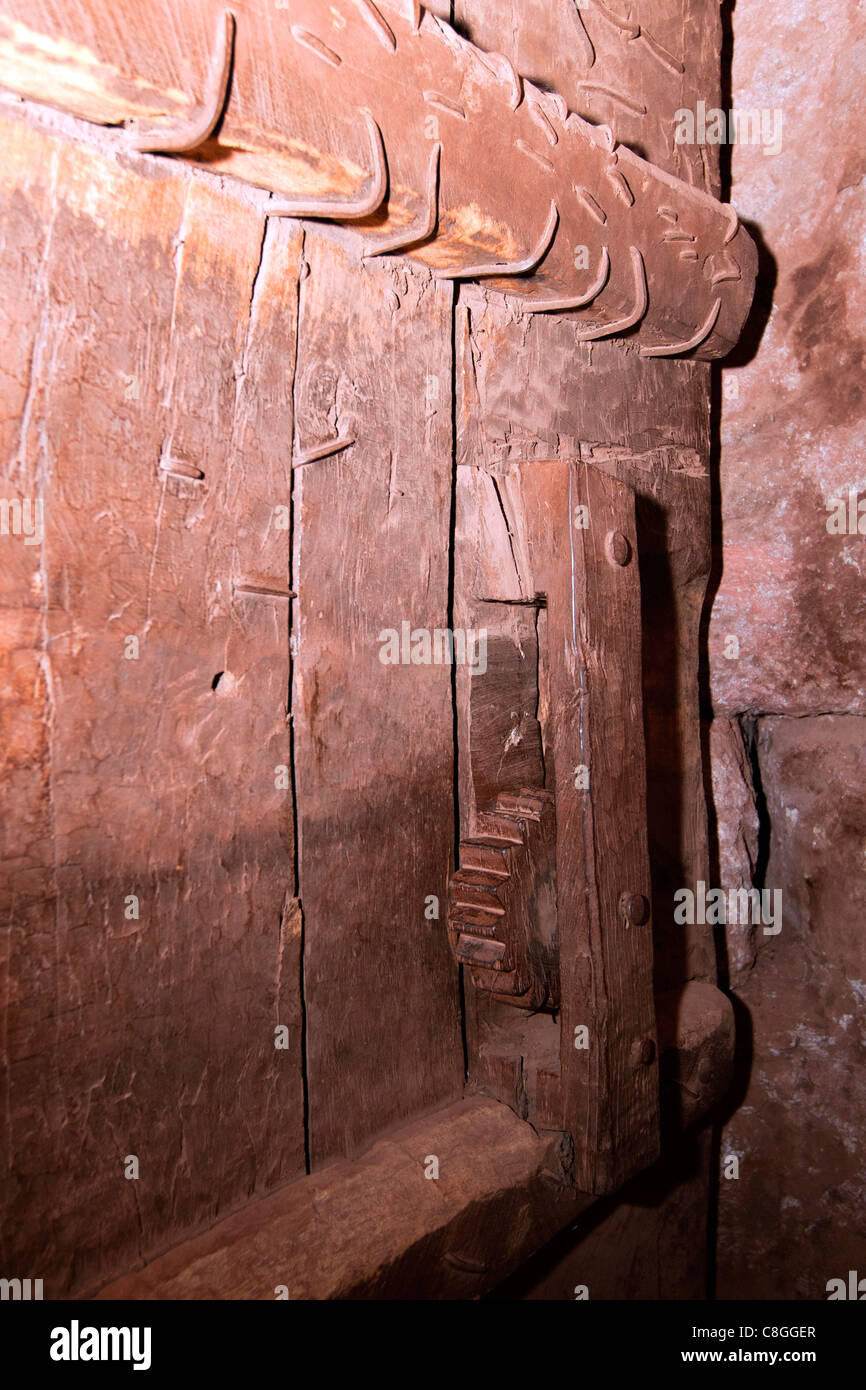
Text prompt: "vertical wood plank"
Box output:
[[453, 444, 660, 1188], [510, 459, 659, 1191], [0, 113, 306, 1294], [292, 231, 464, 1166]]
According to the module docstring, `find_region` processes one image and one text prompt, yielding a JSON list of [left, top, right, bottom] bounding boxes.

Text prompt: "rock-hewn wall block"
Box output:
[[718, 713, 866, 1299]]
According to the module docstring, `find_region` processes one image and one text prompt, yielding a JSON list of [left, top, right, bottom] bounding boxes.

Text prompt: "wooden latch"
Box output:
[[449, 458, 659, 1193]]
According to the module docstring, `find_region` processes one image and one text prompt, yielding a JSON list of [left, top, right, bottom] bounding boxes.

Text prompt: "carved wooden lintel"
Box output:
[[0, 0, 757, 356]]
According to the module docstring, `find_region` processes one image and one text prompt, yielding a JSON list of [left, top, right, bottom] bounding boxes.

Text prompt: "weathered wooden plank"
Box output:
[[462, 599, 545, 816], [456, 292, 713, 461], [292, 228, 463, 1166], [450, 235, 717, 1198], [0, 111, 306, 1296], [0, 117, 57, 1291], [492, 1130, 714, 1300], [448, 0, 719, 1012], [512, 459, 659, 1191]]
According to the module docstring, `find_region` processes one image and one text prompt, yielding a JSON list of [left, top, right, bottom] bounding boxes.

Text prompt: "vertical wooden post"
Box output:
[[510, 459, 659, 1191]]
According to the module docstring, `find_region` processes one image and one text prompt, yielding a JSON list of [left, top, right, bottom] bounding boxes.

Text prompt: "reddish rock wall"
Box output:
[[717, 717, 866, 1298], [710, 0, 866, 1300]]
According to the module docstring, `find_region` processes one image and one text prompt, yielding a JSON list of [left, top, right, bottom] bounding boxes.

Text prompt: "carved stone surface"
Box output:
[[708, 717, 760, 988]]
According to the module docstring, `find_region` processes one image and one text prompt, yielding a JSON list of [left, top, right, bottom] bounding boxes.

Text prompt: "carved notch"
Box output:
[[448, 789, 557, 1010]]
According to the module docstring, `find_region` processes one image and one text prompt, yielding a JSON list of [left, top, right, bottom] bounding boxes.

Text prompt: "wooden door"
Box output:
[[0, 0, 750, 1298]]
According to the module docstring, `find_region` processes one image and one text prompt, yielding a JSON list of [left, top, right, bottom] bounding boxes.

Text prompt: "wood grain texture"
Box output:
[[456, 293, 716, 989], [493, 1129, 715, 1300], [514, 459, 660, 1192], [464, 600, 546, 814], [448, 0, 722, 1014], [0, 111, 306, 1297], [456, 0, 724, 194], [448, 789, 558, 1008], [0, 0, 739, 1290], [291, 228, 464, 1166], [92, 986, 732, 1299], [96, 1096, 588, 1300]]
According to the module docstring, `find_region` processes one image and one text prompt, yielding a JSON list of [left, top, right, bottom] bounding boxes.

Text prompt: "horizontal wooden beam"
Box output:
[[94, 982, 734, 1299], [96, 1097, 588, 1300]]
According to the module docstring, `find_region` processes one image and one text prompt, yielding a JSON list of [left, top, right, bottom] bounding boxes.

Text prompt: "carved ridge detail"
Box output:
[[448, 790, 557, 1010]]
